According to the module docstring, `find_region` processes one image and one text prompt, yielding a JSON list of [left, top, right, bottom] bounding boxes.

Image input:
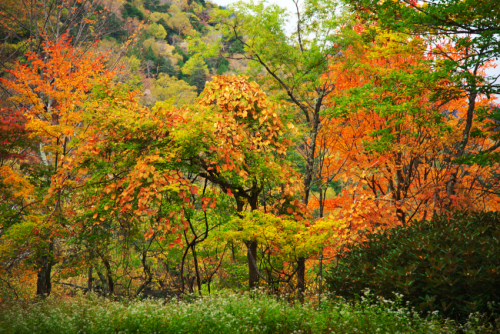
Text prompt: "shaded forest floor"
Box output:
[[0, 291, 495, 333]]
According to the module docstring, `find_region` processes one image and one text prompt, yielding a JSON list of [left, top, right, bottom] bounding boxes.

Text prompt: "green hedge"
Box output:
[[326, 211, 500, 322]]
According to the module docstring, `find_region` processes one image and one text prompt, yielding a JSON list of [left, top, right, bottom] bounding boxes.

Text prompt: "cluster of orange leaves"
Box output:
[[309, 31, 500, 261]]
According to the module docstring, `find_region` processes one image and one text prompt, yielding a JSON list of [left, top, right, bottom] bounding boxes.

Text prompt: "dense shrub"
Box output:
[[326, 211, 500, 323]]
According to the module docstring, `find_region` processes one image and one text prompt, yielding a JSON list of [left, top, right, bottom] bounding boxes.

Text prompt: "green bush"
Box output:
[[0, 292, 459, 333], [326, 211, 500, 323]]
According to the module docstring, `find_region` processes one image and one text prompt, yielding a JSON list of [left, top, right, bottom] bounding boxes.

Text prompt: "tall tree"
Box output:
[[344, 0, 500, 200], [0, 34, 114, 296], [51, 83, 196, 296], [318, 28, 500, 259], [194, 0, 352, 299], [52, 74, 303, 293], [182, 75, 303, 289]]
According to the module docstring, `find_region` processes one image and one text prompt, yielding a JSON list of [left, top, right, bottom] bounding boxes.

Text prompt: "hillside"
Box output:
[[0, 0, 245, 106]]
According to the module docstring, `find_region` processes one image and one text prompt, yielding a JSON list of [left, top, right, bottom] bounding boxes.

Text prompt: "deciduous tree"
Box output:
[[0, 34, 114, 296], [316, 28, 500, 263]]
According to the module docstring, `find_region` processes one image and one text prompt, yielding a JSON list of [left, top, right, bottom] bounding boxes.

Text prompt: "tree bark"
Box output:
[[318, 251, 323, 308], [246, 240, 258, 289], [191, 244, 202, 295], [100, 256, 114, 295], [297, 257, 305, 302], [135, 251, 153, 297], [446, 91, 477, 200], [96, 270, 109, 295], [36, 242, 53, 297], [297, 103, 322, 301], [87, 266, 93, 293]]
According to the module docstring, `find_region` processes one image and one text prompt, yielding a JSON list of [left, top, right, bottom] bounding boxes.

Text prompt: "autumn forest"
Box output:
[[1, 0, 500, 332]]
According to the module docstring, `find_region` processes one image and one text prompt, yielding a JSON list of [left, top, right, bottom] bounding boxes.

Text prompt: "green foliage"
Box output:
[[157, 57, 177, 77], [104, 13, 128, 41], [227, 37, 244, 54], [216, 57, 229, 75], [195, 23, 206, 34], [181, 55, 208, 93], [326, 211, 500, 323], [144, 0, 170, 12], [151, 74, 197, 105], [345, 0, 500, 165], [0, 292, 462, 333], [145, 45, 157, 62], [174, 45, 189, 62], [347, 0, 500, 79], [157, 18, 177, 36], [188, 67, 207, 94], [122, 3, 144, 20], [209, 0, 348, 88]]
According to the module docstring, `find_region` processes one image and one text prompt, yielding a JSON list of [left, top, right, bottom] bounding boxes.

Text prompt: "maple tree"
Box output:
[[181, 74, 304, 289], [192, 0, 356, 298], [51, 83, 196, 295], [345, 0, 500, 197], [310, 27, 500, 266], [0, 34, 114, 296], [47, 74, 304, 294]]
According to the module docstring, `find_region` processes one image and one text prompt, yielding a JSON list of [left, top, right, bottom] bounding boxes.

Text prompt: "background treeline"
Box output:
[[1, 0, 500, 328]]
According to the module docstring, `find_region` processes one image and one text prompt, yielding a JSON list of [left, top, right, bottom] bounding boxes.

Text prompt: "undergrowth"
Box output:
[[0, 291, 491, 333]]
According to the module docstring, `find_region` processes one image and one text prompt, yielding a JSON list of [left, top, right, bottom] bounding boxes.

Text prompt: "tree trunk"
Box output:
[[296, 111, 321, 301], [191, 245, 202, 295], [446, 91, 477, 201], [246, 240, 258, 289], [297, 257, 305, 302], [135, 251, 153, 297], [96, 270, 109, 295], [87, 266, 93, 293], [98, 255, 114, 296], [246, 197, 260, 290], [102, 259, 114, 296], [36, 242, 53, 297], [318, 251, 323, 308]]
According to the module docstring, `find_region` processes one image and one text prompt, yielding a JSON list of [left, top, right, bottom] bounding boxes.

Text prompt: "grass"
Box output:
[[0, 291, 490, 333]]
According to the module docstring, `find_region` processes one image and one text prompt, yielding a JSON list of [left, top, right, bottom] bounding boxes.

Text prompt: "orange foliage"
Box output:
[[309, 30, 500, 260], [1, 33, 114, 169]]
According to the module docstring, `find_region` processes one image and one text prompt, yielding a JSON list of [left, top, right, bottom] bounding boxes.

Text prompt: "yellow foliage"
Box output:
[[225, 211, 341, 260], [151, 74, 197, 106]]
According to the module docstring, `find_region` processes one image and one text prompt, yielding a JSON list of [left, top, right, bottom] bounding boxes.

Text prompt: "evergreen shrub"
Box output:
[[326, 211, 500, 322]]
